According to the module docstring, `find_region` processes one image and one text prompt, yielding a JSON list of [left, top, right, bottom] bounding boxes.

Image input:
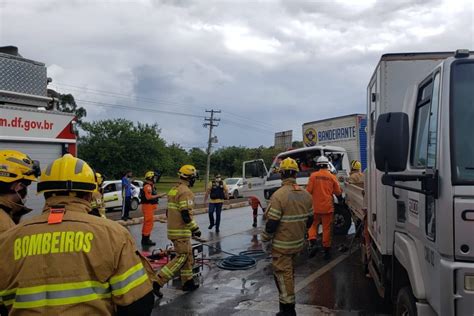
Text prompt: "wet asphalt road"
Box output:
[[124, 206, 391, 315]]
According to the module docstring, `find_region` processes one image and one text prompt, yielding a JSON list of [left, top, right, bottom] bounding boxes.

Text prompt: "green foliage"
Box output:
[[188, 147, 207, 172], [58, 94, 87, 125], [78, 119, 167, 179]]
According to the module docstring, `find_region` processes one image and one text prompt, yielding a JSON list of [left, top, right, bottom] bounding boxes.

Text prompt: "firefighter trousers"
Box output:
[[308, 212, 334, 248], [272, 251, 297, 304], [157, 238, 194, 286], [142, 203, 157, 236]]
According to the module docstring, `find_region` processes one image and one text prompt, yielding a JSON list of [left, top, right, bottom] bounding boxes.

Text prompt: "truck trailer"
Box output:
[[345, 50, 474, 315], [0, 46, 77, 215]]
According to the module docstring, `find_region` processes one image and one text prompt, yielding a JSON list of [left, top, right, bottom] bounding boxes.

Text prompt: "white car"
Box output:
[[224, 177, 243, 199], [102, 180, 143, 212]]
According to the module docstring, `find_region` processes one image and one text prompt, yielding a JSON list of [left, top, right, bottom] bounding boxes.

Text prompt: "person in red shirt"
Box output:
[[306, 156, 343, 259], [248, 196, 263, 227]]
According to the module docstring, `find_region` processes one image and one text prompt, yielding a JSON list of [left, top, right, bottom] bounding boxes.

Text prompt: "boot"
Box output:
[[182, 279, 199, 292], [252, 218, 257, 227], [152, 282, 163, 299], [276, 302, 296, 316], [308, 240, 318, 258], [141, 235, 156, 246], [323, 247, 332, 260]]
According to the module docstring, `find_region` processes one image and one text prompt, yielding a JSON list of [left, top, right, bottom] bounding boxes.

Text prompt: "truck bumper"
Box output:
[[440, 258, 474, 315]]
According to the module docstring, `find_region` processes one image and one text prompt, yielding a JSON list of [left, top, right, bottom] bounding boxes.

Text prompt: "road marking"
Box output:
[[295, 252, 351, 293]]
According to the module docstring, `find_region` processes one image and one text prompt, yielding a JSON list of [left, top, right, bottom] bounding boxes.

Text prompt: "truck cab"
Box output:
[[363, 50, 474, 315], [242, 145, 352, 235]]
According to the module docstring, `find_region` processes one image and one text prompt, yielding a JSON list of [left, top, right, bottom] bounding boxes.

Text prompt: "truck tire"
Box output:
[[395, 286, 417, 316], [131, 198, 139, 211], [333, 204, 351, 235]]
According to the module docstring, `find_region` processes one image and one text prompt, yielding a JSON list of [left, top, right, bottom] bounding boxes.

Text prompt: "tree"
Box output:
[[188, 147, 207, 172], [57, 93, 87, 125], [163, 144, 189, 176], [78, 119, 167, 179]]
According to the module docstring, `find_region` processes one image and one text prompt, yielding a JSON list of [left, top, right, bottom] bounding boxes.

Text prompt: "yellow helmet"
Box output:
[[145, 171, 155, 180], [37, 154, 96, 194], [279, 158, 299, 172], [95, 172, 103, 186], [0, 150, 40, 183], [351, 160, 362, 171], [178, 165, 197, 178]]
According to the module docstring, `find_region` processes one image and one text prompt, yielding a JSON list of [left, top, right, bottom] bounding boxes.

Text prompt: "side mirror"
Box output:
[[374, 112, 409, 172]]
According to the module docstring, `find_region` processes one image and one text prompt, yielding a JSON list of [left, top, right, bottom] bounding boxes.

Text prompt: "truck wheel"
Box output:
[[333, 204, 351, 235], [395, 286, 417, 316], [131, 198, 139, 211]]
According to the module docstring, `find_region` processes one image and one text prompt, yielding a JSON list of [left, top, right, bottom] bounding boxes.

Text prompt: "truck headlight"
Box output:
[[465, 275, 474, 291]]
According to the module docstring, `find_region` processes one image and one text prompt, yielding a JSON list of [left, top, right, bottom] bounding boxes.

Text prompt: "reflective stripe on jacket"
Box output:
[[262, 179, 313, 254], [167, 180, 198, 240], [0, 196, 152, 315]]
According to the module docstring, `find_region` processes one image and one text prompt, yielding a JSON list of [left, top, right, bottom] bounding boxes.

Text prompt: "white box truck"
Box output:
[[0, 46, 77, 215], [345, 50, 474, 315], [302, 114, 367, 170]]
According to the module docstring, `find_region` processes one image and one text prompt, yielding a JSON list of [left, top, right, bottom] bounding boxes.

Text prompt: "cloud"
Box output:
[[1, 0, 472, 148]]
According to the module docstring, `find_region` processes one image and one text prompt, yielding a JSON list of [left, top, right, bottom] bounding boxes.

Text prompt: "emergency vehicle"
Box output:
[[0, 46, 77, 215], [345, 50, 474, 315]]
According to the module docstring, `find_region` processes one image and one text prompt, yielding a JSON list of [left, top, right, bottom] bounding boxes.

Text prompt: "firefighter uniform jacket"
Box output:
[[348, 171, 365, 188], [306, 169, 342, 214], [0, 198, 15, 234], [262, 179, 313, 254], [91, 189, 106, 218], [167, 180, 199, 240], [0, 196, 153, 315]]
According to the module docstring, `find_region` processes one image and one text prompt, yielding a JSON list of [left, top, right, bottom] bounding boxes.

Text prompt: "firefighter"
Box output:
[[90, 172, 106, 218], [348, 160, 364, 188], [261, 158, 313, 316], [0, 154, 155, 315], [154, 165, 201, 295], [204, 174, 228, 233], [0, 150, 40, 234], [306, 156, 343, 259], [141, 171, 163, 246]]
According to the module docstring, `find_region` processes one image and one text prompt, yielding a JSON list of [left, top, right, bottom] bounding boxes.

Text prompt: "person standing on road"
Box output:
[[0, 150, 40, 235], [0, 154, 155, 315], [121, 170, 133, 221], [306, 156, 343, 259], [141, 171, 165, 246], [348, 160, 364, 188], [249, 195, 263, 227], [261, 158, 313, 316], [205, 174, 228, 233], [91, 172, 106, 218], [154, 165, 201, 295]]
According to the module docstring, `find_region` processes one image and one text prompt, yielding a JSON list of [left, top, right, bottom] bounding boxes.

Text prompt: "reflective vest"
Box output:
[[0, 195, 152, 314], [209, 180, 225, 201], [167, 180, 198, 240], [141, 183, 158, 205], [262, 179, 313, 254]]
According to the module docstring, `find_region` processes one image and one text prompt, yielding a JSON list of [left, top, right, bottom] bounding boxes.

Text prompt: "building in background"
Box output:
[[274, 130, 293, 149]]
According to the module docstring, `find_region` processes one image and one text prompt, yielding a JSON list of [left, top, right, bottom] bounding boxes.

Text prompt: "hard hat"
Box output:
[[279, 158, 299, 172], [95, 172, 103, 186], [37, 154, 96, 193], [316, 156, 330, 165], [0, 150, 40, 183], [145, 171, 155, 180], [351, 160, 362, 171], [178, 165, 197, 178]]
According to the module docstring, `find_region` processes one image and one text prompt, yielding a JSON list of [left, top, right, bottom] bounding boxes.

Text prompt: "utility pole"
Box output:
[[203, 109, 220, 192]]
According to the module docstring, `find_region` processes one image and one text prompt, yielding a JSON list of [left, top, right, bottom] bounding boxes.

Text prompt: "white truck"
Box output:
[[303, 114, 367, 170], [242, 145, 353, 235], [345, 50, 474, 315], [0, 46, 77, 215]]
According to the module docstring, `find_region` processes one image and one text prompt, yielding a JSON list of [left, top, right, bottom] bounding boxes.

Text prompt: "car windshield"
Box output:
[[451, 61, 474, 184], [225, 178, 240, 185]]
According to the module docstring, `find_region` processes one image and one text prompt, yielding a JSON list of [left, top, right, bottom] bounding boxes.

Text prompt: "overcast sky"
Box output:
[[1, 0, 473, 149]]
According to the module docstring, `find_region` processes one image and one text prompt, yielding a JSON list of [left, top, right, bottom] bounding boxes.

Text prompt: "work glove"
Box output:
[[192, 228, 202, 238], [262, 240, 272, 254]]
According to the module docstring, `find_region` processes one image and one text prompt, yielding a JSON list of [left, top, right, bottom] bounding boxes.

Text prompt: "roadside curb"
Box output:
[[118, 201, 248, 227]]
